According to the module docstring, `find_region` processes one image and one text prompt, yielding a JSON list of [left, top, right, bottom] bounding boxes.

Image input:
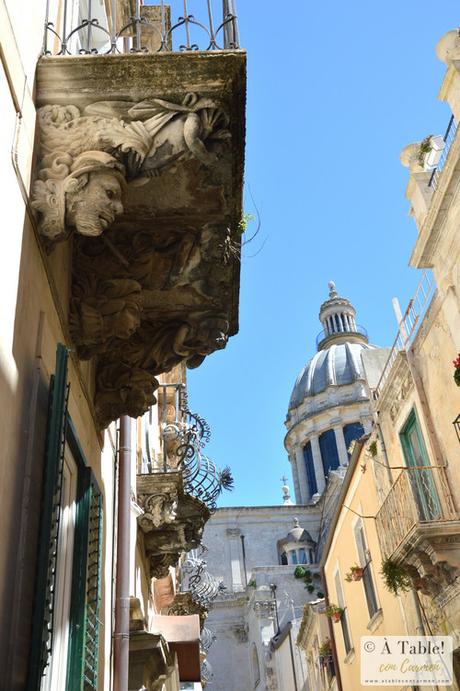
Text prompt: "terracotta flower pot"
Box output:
[[332, 612, 342, 623], [352, 568, 364, 581]]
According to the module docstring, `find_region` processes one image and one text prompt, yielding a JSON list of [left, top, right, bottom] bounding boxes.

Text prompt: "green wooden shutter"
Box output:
[[67, 469, 103, 691], [27, 344, 69, 691]]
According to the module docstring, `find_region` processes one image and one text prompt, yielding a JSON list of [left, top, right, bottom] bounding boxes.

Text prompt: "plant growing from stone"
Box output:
[[417, 135, 433, 167], [380, 558, 412, 596]]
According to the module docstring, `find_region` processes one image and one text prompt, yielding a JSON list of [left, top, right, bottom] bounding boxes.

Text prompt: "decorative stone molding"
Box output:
[[136, 472, 210, 579], [34, 52, 246, 428], [231, 623, 248, 643], [167, 592, 208, 631], [33, 95, 230, 241], [129, 628, 176, 691], [253, 600, 276, 619]]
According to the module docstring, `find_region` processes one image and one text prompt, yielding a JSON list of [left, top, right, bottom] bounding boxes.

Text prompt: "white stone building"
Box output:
[[202, 285, 379, 690]]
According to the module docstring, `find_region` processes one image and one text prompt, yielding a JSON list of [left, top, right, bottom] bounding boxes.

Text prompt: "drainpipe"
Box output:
[[113, 416, 131, 691], [321, 566, 343, 691]]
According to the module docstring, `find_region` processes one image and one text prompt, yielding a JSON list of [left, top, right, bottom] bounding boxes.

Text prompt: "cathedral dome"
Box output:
[[288, 282, 373, 411], [289, 341, 374, 410]]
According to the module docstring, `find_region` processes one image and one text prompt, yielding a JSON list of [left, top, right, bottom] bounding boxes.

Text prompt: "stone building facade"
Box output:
[[0, 1, 245, 690]]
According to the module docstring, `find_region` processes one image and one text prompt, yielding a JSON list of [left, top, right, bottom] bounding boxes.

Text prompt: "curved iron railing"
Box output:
[[316, 324, 368, 349], [42, 0, 240, 56], [182, 554, 225, 605], [200, 626, 217, 652], [141, 384, 233, 510]]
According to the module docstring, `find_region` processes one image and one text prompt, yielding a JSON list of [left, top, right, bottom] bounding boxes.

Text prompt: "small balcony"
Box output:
[[375, 468, 460, 602], [33, 1, 246, 428], [135, 384, 233, 577]]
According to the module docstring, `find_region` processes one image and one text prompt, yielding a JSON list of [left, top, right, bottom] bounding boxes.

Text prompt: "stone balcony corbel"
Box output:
[[136, 471, 210, 580], [33, 52, 245, 427]]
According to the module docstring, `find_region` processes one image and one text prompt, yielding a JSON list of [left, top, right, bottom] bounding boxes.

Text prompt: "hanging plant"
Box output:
[[325, 604, 344, 623], [345, 564, 365, 582], [453, 353, 460, 386], [380, 558, 412, 596], [368, 440, 378, 458]]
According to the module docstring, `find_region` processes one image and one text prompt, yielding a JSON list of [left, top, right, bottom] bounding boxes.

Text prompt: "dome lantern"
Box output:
[[317, 281, 368, 351]]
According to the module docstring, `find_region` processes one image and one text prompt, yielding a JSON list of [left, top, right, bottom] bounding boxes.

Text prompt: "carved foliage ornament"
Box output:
[[32, 95, 230, 241]]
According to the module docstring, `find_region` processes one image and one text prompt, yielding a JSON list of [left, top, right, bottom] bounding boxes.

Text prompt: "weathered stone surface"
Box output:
[[34, 51, 245, 427], [137, 471, 211, 579]]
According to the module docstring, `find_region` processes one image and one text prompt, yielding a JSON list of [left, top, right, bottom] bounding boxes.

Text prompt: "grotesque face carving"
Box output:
[[66, 170, 124, 237]]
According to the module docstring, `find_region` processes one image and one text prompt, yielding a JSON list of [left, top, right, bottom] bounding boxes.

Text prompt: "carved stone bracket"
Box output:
[[137, 471, 210, 579], [166, 592, 208, 631], [34, 52, 246, 428], [396, 521, 460, 606]]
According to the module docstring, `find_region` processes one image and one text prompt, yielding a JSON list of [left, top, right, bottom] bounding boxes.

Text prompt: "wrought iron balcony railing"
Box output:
[[42, 0, 240, 56], [428, 115, 457, 190], [140, 384, 234, 510], [375, 466, 458, 561], [182, 552, 225, 605]]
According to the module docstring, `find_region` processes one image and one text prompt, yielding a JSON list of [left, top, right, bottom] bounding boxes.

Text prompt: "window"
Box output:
[[319, 430, 340, 476], [354, 522, 379, 619], [290, 550, 298, 565], [343, 422, 365, 458], [29, 346, 104, 691], [280, 551, 288, 565], [303, 441, 318, 496], [298, 548, 307, 564], [400, 410, 441, 521], [334, 571, 352, 655]]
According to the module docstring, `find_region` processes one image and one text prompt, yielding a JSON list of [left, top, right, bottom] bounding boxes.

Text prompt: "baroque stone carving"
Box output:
[[137, 471, 211, 579], [167, 592, 208, 630], [33, 95, 229, 241]]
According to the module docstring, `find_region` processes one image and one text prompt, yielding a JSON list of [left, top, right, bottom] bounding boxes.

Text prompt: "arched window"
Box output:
[[251, 643, 260, 687], [343, 422, 365, 458], [319, 430, 340, 475], [303, 441, 318, 497]]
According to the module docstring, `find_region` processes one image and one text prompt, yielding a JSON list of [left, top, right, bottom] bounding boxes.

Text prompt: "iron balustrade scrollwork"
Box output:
[[181, 554, 225, 605], [141, 384, 234, 510], [42, 0, 240, 56]]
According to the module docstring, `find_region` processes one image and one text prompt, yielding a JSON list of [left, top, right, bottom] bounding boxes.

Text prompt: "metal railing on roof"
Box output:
[[428, 115, 457, 190], [316, 324, 367, 350], [42, 0, 240, 56], [373, 272, 435, 401]]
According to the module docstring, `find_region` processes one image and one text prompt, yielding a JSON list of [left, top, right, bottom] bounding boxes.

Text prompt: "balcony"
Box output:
[[32, 1, 246, 428], [135, 385, 233, 577], [375, 468, 460, 602]]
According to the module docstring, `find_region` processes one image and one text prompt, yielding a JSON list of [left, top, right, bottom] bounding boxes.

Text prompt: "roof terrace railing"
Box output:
[[428, 115, 457, 190], [316, 325, 367, 350], [42, 0, 240, 56], [373, 272, 435, 401]]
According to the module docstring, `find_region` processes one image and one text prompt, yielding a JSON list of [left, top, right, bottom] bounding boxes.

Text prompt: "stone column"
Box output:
[[294, 445, 310, 504], [227, 528, 244, 591], [310, 435, 326, 494], [362, 417, 373, 435], [333, 425, 349, 466], [289, 453, 301, 504]]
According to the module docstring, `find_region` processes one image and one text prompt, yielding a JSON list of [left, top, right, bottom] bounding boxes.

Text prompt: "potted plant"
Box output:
[[318, 639, 332, 666], [453, 353, 460, 386], [380, 558, 412, 596], [325, 604, 343, 623], [345, 564, 365, 582]]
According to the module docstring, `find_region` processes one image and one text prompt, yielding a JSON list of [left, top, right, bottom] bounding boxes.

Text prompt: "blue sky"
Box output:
[[188, 1, 460, 507]]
